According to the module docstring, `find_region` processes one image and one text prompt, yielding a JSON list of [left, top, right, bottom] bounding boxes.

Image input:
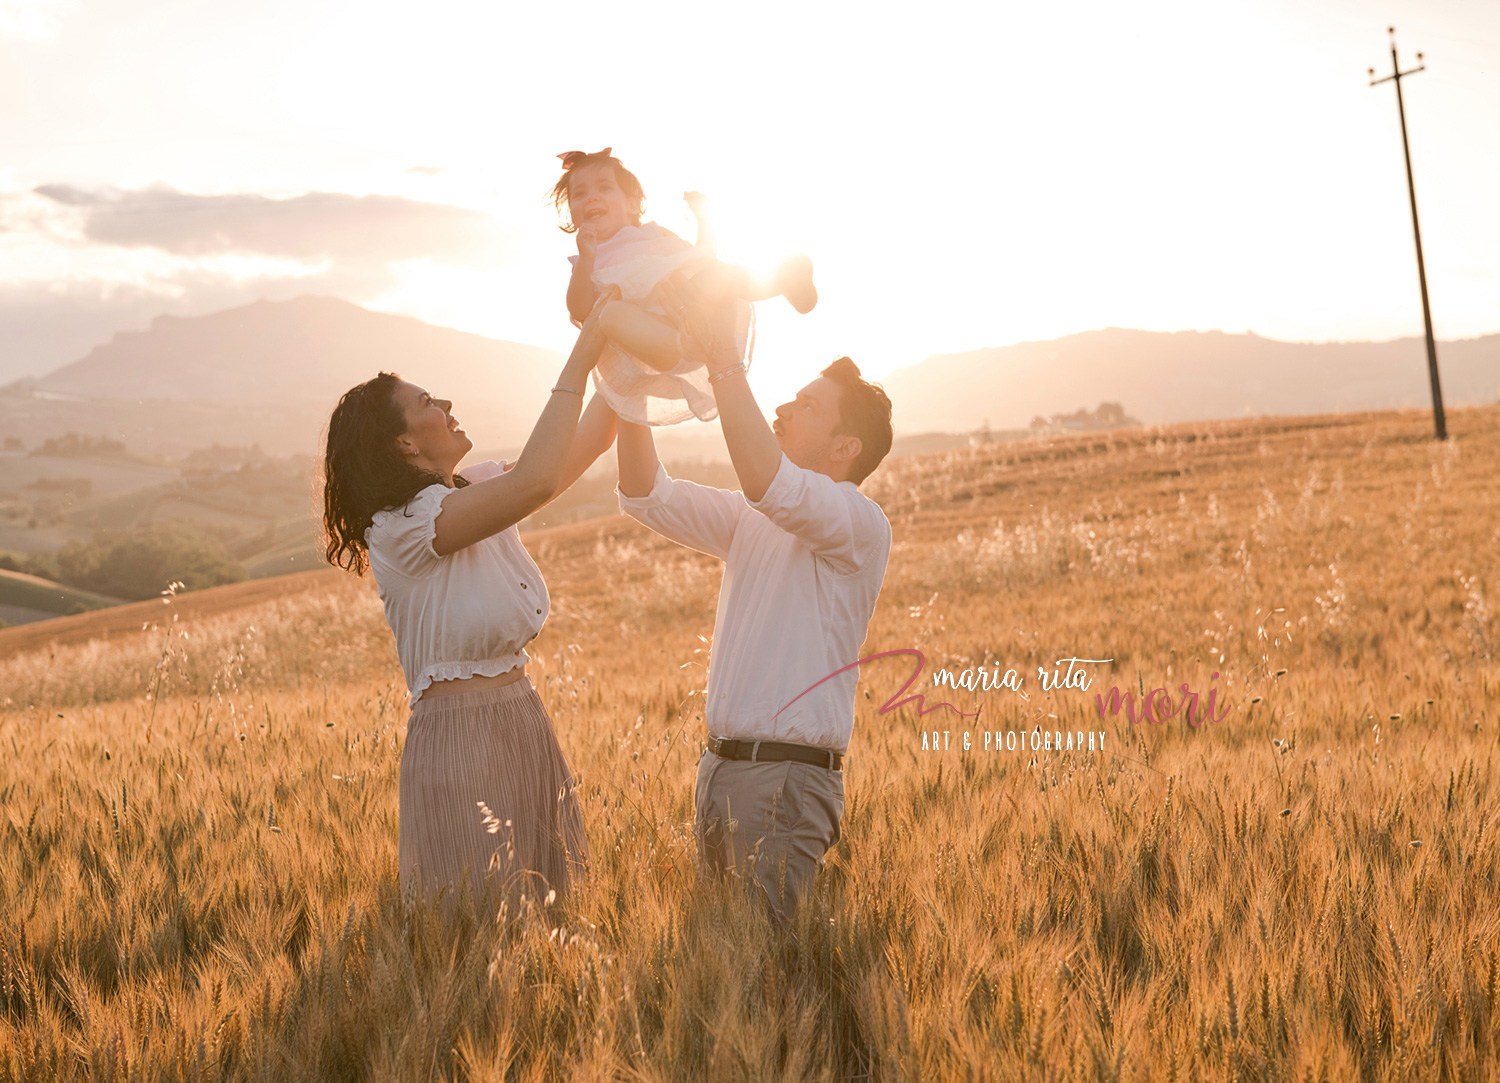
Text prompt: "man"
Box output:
[[615, 282, 894, 921]]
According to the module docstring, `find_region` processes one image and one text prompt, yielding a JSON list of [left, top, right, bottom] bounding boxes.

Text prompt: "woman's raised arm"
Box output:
[[431, 288, 616, 554]]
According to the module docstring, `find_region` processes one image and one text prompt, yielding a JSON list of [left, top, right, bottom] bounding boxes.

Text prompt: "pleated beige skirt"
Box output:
[[399, 677, 588, 906]]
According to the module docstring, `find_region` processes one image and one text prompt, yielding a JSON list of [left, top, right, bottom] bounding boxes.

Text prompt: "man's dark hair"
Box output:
[[820, 357, 893, 485]]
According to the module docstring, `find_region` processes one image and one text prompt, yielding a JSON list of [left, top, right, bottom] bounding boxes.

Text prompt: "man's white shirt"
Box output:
[[618, 453, 891, 753]]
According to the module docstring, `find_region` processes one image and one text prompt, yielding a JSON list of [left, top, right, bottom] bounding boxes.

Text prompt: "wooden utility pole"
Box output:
[[1370, 27, 1446, 440]]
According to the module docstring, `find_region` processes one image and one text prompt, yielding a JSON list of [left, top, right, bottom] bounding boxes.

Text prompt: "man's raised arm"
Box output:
[[615, 418, 746, 561], [701, 367, 779, 504], [616, 418, 660, 499], [655, 277, 780, 503]]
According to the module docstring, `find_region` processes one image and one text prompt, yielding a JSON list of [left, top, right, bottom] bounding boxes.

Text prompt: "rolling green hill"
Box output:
[[0, 568, 123, 624], [242, 524, 324, 579]]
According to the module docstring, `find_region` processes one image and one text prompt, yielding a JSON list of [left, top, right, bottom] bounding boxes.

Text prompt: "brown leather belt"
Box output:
[[707, 734, 844, 771]]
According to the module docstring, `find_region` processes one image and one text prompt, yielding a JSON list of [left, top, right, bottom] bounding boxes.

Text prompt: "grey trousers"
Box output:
[[693, 750, 844, 921]]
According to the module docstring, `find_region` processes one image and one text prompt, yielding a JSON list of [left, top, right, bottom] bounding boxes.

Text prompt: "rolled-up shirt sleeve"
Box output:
[[749, 454, 884, 576], [617, 464, 747, 561]]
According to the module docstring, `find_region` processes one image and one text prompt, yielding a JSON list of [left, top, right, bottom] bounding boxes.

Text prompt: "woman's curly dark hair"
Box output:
[[321, 372, 466, 576]]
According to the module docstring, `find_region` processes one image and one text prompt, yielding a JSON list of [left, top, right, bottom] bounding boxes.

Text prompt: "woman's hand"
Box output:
[[572, 284, 619, 369]]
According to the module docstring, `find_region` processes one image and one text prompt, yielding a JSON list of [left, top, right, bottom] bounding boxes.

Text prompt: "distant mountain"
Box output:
[[879, 328, 1500, 434], [1, 295, 737, 463], [2, 296, 565, 456], [5, 301, 1498, 461], [27, 295, 562, 404]]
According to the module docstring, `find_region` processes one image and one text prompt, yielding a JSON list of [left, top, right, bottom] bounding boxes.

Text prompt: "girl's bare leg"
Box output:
[[774, 253, 818, 314], [600, 300, 683, 372], [692, 254, 818, 314], [685, 190, 718, 258], [681, 191, 815, 312]]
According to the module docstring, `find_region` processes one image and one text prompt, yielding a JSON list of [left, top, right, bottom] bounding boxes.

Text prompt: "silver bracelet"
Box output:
[[708, 364, 746, 384], [551, 385, 584, 397]]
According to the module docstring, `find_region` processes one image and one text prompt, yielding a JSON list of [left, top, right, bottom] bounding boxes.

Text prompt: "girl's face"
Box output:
[[567, 163, 634, 242]]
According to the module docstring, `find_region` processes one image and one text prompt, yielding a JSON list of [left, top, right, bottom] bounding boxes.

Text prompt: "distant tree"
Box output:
[[58, 520, 248, 600], [30, 433, 129, 460], [1033, 404, 1141, 433], [2, 436, 22, 452], [181, 443, 271, 474]]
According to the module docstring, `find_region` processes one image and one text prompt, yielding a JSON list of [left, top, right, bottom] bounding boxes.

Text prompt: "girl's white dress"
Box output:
[[570, 221, 753, 426]]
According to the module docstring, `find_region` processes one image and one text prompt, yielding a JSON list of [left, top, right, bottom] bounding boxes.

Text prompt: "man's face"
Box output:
[[772, 377, 859, 481], [567, 163, 633, 243]]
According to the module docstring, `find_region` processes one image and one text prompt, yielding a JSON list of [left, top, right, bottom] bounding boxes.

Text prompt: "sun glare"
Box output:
[[9, 0, 1488, 399]]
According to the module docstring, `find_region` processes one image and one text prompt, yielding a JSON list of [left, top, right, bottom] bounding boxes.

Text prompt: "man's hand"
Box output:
[[657, 272, 779, 501], [656, 271, 740, 378]]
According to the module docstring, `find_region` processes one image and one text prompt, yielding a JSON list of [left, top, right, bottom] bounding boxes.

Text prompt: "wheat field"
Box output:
[[2, 407, 1497, 1082]]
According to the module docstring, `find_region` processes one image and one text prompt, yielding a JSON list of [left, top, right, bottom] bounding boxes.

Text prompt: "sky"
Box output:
[[1, 0, 1497, 408]]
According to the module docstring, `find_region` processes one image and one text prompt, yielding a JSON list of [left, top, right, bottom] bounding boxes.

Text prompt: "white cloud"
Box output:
[[31, 183, 509, 267], [0, 0, 64, 37]]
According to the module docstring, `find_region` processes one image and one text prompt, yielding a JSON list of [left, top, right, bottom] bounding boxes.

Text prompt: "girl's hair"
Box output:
[[551, 148, 645, 233], [321, 371, 466, 576]]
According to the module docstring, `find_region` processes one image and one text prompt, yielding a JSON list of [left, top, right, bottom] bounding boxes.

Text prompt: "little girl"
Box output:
[[553, 147, 817, 426]]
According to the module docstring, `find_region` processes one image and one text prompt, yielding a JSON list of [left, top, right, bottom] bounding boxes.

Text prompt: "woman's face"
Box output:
[[567, 162, 633, 242], [391, 380, 471, 477]]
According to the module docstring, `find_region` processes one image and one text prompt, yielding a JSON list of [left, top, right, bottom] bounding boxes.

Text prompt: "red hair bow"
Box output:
[[557, 147, 612, 169]]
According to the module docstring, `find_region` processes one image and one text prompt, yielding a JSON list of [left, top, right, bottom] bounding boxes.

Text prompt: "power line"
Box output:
[[1370, 27, 1446, 442]]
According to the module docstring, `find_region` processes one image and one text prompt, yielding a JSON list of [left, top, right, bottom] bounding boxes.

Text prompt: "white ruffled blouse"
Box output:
[[565, 220, 753, 427], [567, 220, 702, 302], [365, 460, 548, 705]]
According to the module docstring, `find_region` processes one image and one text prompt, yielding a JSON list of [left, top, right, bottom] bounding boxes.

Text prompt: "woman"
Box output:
[[321, 291, 618, 908]]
